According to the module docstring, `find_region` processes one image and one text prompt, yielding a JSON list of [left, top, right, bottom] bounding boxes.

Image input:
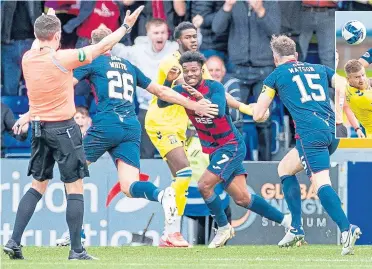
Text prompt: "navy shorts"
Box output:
[[296, 130, 339, 177], [84, 117, 141, 169], [207, 141, 247, 188]]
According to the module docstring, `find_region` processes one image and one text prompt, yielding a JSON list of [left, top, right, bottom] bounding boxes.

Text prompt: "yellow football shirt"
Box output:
[[145, 50, 211, 131], [345, 82, 372, 137]]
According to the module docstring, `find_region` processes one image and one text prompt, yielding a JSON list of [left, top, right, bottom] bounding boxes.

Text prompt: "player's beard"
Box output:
[[350, 81, 367, 90]]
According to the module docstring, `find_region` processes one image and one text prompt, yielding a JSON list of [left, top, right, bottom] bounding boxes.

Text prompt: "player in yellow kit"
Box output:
[[145, 22, 252, 247], [344, 59, 372, 137]]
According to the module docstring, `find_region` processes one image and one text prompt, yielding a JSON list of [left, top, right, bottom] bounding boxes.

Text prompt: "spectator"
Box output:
[[1, 103, 29, 157], [74, 106, 92, 136], [44, 1, 81, 49], [191, 2, 229, 67], [112, 19, 178, 159], [299, 1, 336, 68], [123, 0, 186, 38], [206, 56, 242, 128], [63, 0, 129, 48], [213, 0, 280, 161], [1, 1, 42, 96]]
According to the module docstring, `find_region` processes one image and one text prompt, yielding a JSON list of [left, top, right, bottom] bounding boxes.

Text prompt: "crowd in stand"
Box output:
[[1, 0, 370, 160]]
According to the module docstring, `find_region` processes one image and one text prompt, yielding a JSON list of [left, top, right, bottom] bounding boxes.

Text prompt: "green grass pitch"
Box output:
[[1, 245, 372, 269]]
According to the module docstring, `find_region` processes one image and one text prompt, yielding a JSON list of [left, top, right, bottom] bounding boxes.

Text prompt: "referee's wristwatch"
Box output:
[[122, 23, 132, 34]]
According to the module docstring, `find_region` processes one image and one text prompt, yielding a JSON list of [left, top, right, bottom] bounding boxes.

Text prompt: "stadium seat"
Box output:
[[242, 96, 285, 160], [1, 96, 29, 114], [3, 128, 32, 158], [242, 114, 258, 161], [305, 42, 321, 64]]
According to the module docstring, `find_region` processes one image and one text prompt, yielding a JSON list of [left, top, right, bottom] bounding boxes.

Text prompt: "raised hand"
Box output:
[[124, 5, 144, 29], [192, 15, 204, 29], [248, 0, 265, 17], [166, 66, 181, 82], [182, 84, 204, 100], [223, 0, 237, 12], [47, 8, 56, 16], [356, 129, 366, 138], [195, 102, 219, 118]]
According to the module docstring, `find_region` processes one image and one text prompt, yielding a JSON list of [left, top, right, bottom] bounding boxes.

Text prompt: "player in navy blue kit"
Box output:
[[253, 35, 361, 255], [359, 48, 372, 68], [170, 51, 291, 248], [73, 28, 219, 238]]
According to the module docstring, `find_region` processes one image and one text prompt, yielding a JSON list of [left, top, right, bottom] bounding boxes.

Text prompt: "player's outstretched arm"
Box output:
[[83, 5, 144, 59], [225, 92, 255, 116], [146, 82, 219, 118], [253, 86, 273, 122], [344, 102, 365, 138]]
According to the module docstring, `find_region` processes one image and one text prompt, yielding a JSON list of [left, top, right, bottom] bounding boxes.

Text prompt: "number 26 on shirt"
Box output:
[[292, 74, 326, 103], [107, 70, 134, 102]]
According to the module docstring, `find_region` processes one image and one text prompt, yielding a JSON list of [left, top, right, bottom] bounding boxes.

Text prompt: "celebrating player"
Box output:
[[145, 22, 252, 247], [72, 27, 219, 241], [335, 50, 365, 138], [169, 51, 291, 248], [343, 60, 372, 138], [253, 35, 361, 255]]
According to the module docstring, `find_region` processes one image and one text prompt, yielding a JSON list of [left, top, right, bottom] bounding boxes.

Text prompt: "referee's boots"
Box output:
[[3, 239, 24, 259]]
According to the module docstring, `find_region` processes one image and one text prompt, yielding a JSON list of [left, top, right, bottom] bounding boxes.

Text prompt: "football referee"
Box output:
[[3, 6, 144, 260]]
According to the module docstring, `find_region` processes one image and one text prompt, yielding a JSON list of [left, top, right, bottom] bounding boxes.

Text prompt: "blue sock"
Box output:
[[205, 193, 228, 227], [281, 175, 302, 229], [247, 194, 284, 224], [317, 185, 350, 232], [129, 181, 160, 202]]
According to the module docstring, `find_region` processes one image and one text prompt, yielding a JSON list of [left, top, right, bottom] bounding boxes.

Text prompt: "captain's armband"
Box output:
[[261, 85, 276, 99]]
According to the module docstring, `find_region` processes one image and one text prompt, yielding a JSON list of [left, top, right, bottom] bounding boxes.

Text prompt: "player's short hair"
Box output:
[[174, 22, 197, 40], [91, 27, 112, 44], [344, 59, 364, 75], [179, 51, 206, 67], [34, 14, 61, 41], [75, 106, 89, 117], [145, 18, 167, 32], [270, 35, 296, 57]]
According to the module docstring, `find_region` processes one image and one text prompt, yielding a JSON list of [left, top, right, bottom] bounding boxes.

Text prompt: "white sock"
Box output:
[[341, 231, 348, 243], [164, 215, 180, 235], [157, 190, 164, 203], [220, 223, 230, 230], [281, 214, 292, 229]]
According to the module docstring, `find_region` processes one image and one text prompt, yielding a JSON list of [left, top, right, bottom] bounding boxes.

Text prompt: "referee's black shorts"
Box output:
[[27, 118, 89, 183]]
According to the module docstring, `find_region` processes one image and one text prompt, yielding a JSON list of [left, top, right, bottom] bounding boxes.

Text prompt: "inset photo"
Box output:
[[335, 11, 372, 138]]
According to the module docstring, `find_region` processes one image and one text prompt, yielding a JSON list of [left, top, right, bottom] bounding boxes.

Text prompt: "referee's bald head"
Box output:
[[34, 14, 61, 41]]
